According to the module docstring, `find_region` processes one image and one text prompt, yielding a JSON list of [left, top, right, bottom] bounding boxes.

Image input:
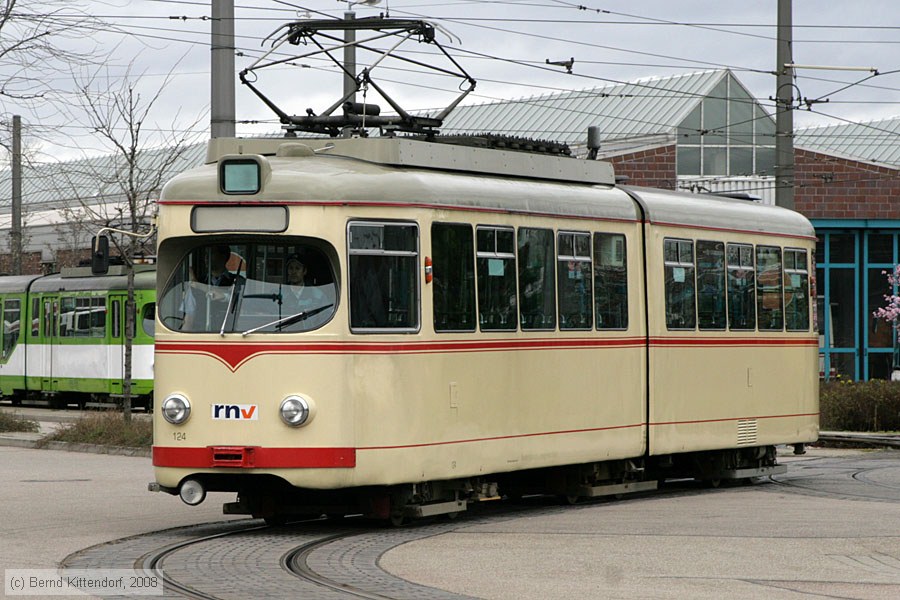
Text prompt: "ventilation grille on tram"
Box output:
[[737, 419, 759, 446]]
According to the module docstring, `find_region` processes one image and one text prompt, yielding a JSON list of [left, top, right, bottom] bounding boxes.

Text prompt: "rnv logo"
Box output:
[[212, 404, 258, 420]]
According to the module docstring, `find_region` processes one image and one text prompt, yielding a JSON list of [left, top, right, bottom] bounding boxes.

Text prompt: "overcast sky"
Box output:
[[3, 0, 899, 161]]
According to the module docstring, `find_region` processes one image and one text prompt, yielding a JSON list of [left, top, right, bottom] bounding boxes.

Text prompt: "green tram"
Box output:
[[0, 265, 155, 409]]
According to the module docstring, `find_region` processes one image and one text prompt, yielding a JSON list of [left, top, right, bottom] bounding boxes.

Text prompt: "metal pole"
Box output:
[[775, 0, 795, 209], [11, 115, 22, 275], [343, 10, 356, 137], [211, 0, 236, 138]]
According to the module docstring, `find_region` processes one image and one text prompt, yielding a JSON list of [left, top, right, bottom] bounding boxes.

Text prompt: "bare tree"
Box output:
[[56, 63, 206, 419]]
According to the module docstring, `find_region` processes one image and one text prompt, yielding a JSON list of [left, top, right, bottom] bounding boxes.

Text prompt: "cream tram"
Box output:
[[147, 136, 817, 523]]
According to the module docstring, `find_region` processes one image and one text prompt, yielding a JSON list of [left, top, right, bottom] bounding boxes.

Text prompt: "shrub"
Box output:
[[0, 411, 40, 433], [41, 411, 152, 448], [820, 379, 900, 432]]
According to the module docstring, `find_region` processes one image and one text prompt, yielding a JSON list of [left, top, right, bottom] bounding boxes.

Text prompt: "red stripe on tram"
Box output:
[[152, 446, 356, 468]]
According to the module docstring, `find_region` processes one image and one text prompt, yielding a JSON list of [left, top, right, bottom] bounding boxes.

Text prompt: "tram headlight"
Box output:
[[280, 395, 315, 427], [162, 394, 191, 425]]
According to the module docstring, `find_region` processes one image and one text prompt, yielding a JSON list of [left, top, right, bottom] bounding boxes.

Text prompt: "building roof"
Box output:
[[437, 70, 728, 145], [795, 116, 900, 169], [0, 142, 207, 212]]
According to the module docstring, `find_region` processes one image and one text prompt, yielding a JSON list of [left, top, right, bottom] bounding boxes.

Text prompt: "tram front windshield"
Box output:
[[158, 241, 336, 334]]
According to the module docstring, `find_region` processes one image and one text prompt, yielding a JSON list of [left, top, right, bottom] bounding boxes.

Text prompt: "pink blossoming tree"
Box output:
[[873, 265, 900, 328]]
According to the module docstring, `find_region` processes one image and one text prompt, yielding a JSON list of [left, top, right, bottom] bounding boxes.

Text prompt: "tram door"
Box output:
[[108, 296, 125, 395], [39, 296, 59, 393]]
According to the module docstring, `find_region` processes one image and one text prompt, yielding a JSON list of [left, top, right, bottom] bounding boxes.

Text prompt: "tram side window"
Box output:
[[558, 232, 592, 330], [784, 249, 810, 331], [727, 244, 756, 330], [91, 296, 106, 337], [432, 223, 476, 332], [476, 226, 517, 331], [518, 228, 556, 330], [112, 300, 121, 338], [59, 297, 76, 337], [349, 222, 419, 331], [756, 245, 784, 330], [2, 299, 21, 360], [31, 297, 39, 336], [594, 233, 628, 329], [59, 296, 106, 338], [697, 241, 726, 330], [142, 303, 156, 337], [664, 239, 696, 329], [43, 300, 54, 338]]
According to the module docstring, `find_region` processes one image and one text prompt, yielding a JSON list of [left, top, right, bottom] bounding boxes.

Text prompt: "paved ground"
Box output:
[[382, 450, 900, 600], [0, 445, 240, 578]]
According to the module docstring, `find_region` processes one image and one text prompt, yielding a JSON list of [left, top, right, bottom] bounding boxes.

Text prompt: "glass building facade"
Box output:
[[815, 222, 900, 380]]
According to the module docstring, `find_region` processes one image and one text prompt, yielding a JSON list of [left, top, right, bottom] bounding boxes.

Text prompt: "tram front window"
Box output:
[[159, 241, 337, 334]]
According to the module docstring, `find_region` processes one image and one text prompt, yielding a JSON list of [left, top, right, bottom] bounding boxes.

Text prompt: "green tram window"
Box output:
[[727, 243, 756, 330], [696, 241, 726, 330], [518, 228, 556, 331], [594, 233, 628, 330], [348, 222, 419, 332], [58, 296, 106, 338], [664, 239, 696, 330], [476, 226, 517, 331], [784, 249, 810, 331], [557, 231, 593, 330], [2, 299, 21, 360], [432, 223, 476, 332], [31, 297, 39, 337], [112, 300, 121, 339]]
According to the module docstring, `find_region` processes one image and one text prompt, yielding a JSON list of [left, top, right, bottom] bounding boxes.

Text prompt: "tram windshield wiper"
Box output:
[[219, 260, 245, 336], [241, 304, 334, 337]]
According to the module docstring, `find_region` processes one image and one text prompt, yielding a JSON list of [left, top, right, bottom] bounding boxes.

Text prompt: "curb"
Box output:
[[0, 434, 150, 458]]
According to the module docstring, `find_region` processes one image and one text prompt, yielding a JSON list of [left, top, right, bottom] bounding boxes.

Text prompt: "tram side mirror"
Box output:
[[91, 235, 110, 275]]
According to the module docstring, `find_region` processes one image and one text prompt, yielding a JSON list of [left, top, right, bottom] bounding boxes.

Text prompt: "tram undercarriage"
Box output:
[[156, 445, 790, 526]]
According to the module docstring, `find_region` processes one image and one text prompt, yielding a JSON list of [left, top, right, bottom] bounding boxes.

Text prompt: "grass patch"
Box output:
[[42, 412, 152, 448], [0, 411, 40, 433]]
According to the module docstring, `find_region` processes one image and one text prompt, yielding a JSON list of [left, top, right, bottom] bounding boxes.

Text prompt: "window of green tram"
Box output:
[[696, 241, 726, 330], [558, 232, 593, 330], [594, 233, 628, 329], [518, 228, 556, 330], [784, 249, 810, 331], [432, 223, 476, 332], [476, 227, 518, 331], [727, 244, 756, 330], [664, 239, 696, 329], [58, 296, 106, 338], [1, 298, 21, 360], [349, 223, 419, 331]]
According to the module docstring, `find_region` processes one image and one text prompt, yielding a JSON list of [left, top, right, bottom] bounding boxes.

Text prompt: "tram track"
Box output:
[[138, 521, 270, 600], [281, 531, 397, 600], [127, 516, 481, 599], [767, 452, 900, 503]]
